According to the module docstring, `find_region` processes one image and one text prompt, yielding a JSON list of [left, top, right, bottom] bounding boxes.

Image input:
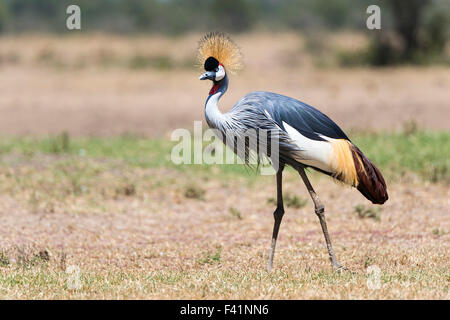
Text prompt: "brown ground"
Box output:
[[0, 33, 449, 137], [0, 164, 448, 299]]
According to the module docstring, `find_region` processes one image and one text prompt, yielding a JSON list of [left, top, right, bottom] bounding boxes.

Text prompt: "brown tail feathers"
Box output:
[[350, 145, 388, 205]]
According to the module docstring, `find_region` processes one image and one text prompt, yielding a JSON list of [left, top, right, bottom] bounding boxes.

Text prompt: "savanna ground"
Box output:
[[0, 33, 449, 299]]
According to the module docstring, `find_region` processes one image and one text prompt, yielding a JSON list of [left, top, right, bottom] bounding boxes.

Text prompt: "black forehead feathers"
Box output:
[[204, 56, 219, 71]]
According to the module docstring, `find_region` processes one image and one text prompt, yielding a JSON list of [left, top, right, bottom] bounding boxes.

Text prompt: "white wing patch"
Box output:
[[282, 121, 334, 173]]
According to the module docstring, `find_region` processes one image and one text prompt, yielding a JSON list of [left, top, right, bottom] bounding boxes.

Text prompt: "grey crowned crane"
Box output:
[[197, 32, 388, 271]]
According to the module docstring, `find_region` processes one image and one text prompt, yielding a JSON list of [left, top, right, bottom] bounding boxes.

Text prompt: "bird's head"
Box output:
[[199, 57, 226, 82], [197, 32, 242, 94]]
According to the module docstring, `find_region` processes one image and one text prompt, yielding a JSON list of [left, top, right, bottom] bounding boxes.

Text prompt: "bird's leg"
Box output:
[[267, 164, 285, 272], [298, 168, 346, 271]]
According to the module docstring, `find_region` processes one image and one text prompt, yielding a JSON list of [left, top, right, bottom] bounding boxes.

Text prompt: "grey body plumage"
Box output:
[[198, 32, 387, 271], [236, 91, 350, 142], [203, 74, 346, 172]]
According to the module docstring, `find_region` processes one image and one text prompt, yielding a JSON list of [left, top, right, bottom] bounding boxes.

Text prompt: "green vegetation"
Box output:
[[2, 1, 447, 66], [0, 0, 367, 33], [0, 130, 447, 184], [352, 131, 449, 184], [197, 247, 222, 265], [0, 251, 10, 267], [432, 228, 448, 236], [284, 193, 308, 209], [354, 204, 382, 221], [267, 193, 308, 209], [229, 207, 243, 220], [1, 0, 447, 37], [338, 0, 449, 66]]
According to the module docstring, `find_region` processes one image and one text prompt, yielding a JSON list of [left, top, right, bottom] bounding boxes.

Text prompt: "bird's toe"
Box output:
[[332, 263, 350, 273]]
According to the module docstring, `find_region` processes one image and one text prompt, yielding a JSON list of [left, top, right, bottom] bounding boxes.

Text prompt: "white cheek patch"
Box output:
[[215, 65, 225, 81]]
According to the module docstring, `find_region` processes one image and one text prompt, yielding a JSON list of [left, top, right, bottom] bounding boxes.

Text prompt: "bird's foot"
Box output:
[[332, 262, 350, 273]]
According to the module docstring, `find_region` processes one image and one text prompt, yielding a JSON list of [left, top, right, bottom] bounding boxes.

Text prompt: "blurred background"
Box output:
[[0, 0, 448, 136], [0, 0, 449, 299]]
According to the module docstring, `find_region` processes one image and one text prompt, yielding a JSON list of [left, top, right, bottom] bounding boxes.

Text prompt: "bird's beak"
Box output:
[[199, 71, 215, 80]]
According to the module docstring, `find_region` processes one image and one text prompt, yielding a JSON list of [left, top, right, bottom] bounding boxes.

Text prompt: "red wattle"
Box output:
[[209, 83, 220, 95]]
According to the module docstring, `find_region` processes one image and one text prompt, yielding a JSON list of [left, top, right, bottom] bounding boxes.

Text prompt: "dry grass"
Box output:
[[0, 154, 448, 299]]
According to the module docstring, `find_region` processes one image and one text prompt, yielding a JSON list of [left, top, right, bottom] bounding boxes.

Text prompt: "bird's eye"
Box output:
[[215, 68, 219, 72]]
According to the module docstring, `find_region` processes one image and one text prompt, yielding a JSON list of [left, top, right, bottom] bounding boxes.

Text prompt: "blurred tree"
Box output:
[[210, 0, 254, 32], [311, 0, 351, 28], [389, 0, 430, 60], [0, 2, 9, 32], [367, 0, 449, 65], [125, 0, 158, 30], [423, 8, 449, 54], [0, 0, 447, 65]]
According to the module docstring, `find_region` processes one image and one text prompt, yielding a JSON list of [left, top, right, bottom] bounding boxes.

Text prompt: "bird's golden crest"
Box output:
[[197, 32, 243, 73]]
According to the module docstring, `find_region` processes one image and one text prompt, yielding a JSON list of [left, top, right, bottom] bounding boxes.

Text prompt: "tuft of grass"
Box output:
[[115, 181, 137, 197], [432, 228, 447, 236], [16, 248, 51, 269], [36, 47, 58, 66], [267, 193, 307, 209], [229, 207, 243, 220], [267, 197, 276, 206], [284, 193, 308, 209], [363, 255, 376, 268], [402, 120, 419, 137], [49, 131, 71, 154], [0, 251, 10, 267], [38, 250, 51, 262], [183, 184, 205, 200], [197, 247, 222, 265], [336, 48, 371, 67], [354, 204, 381, 222]]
